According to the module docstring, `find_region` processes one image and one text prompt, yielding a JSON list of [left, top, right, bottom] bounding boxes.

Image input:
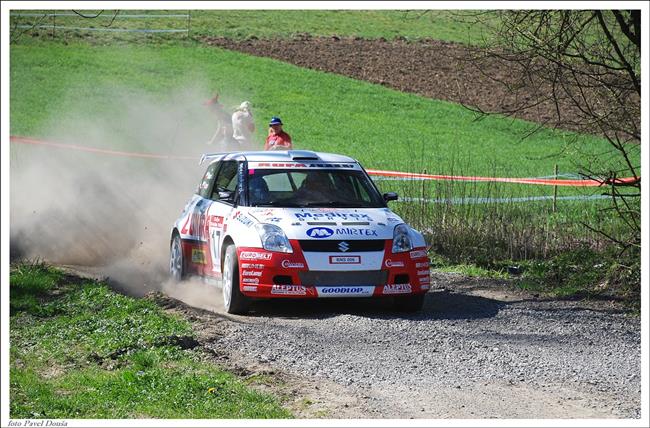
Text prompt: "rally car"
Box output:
[[169, 150, 430, 314]]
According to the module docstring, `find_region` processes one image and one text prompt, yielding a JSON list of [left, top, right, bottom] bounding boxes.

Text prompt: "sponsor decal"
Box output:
[[242, 285, 258, 292], [420, 284, 431, 290], [385, 259, 405, 268], [417, 270, 430, 276], [242, 277, 259, 284], [181, 198, 210, 239], [329, 255, 361, 264], [209, 215, 224, 227], [418, 276, 431, 284], [252, 208, 275, 216], [306, 227, 334, 238], [409, 250, 428, 259], [296, 212, 373, 221], [233, 211, 254, 227], [334, 228, 378, 237], [241, 263, 265, 269], [191, 249, 206, 264], [318, 286, 374, 297], [387, 217, 401, 223], [268, 217, 282, 223], [237, 162, 245, 202], [240, 251, 272, 260], [271, 284, 307, 296], [281, 260, 305, 269], [383, 283, 412, 295], [415, 262, 429, 268], [252, 162, 356, 169], [242, 270, 262, 277]]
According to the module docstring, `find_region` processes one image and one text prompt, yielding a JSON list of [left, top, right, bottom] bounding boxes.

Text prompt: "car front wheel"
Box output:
[[222, 245, 250, 315], [169, 234, 185, 281]]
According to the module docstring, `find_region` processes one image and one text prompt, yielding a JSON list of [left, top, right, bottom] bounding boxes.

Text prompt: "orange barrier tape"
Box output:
[[365, 169, 638, 187], [10, 136, 637, 187], [10, 136, 195, 160]]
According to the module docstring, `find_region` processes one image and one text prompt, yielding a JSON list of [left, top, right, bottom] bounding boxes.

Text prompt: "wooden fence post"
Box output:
[[187, 10, 191, 38]]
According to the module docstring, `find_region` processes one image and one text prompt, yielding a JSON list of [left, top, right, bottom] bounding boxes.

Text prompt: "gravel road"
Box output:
[[157, 272, 641, 419]]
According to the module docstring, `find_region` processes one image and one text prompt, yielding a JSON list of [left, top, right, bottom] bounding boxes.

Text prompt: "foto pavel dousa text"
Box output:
[[8, 420, 68, 427]]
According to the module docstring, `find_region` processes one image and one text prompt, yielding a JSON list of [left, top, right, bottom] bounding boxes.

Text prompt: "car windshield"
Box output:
[[247, 169, 385, 208]]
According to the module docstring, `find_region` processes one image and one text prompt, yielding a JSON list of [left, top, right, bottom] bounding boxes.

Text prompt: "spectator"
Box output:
[[231, 101, 255, 149], [204, 92, 234, 148], [264, 116, 293, 151]]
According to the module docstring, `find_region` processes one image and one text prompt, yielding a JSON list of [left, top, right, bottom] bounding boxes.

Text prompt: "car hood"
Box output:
[[246, 207, 403, 240]]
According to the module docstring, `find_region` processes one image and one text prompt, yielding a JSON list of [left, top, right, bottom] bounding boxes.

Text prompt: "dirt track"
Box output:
[[141, 272, 640, 419]]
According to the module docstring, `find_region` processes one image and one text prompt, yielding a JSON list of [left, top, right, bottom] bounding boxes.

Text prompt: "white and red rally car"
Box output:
[[169, 150, 430, 314]]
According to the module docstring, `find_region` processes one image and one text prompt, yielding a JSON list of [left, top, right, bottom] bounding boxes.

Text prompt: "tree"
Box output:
[[466, 10, 641, 251]]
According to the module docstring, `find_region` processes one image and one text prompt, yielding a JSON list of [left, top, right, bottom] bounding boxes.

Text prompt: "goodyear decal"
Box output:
[[317, 286, 374, 298]]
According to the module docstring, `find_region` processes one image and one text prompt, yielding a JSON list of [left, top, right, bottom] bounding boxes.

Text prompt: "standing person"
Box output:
[[264, 116, 293, 151], [204, 92, 234, 148], [231, 101, 255, 149]]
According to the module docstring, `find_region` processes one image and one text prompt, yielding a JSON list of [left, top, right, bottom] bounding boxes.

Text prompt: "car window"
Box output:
[[264, 172, 294, 192], [247, 169, 384, 208], [197, 163, 219, 198], [211, 161, 239, 201]]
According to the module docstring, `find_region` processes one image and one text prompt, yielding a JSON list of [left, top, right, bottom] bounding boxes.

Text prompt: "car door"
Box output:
[[205, 160, 241, 274]]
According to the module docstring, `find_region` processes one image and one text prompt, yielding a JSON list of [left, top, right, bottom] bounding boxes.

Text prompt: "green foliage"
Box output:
[[10, 261, 63, 316], [516, 246, 640, 303], [10, 262, 291, 419]]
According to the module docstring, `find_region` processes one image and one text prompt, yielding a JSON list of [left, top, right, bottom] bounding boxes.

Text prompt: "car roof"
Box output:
[[199, 150, 358, 166]]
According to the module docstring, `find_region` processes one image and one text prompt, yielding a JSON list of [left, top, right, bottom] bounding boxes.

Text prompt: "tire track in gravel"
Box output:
[[147, 272, 640, 419]]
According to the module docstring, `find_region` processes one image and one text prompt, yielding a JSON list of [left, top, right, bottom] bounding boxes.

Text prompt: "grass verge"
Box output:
[[9, 261, 292, 419], [430, 245, 640, 307]]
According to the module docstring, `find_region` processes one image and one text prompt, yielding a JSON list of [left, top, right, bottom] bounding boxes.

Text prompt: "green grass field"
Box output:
[[10, 262, 291, 419], [10, 41, 631, 180], [10, 9, 491, 45]]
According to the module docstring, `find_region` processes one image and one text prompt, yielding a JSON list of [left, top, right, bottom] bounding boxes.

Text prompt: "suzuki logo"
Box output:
[[338, 241, 350, 252], [306, 227, 334, 238]]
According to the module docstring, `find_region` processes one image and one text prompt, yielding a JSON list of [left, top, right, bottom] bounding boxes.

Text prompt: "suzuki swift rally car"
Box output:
[[169, 150, 430, 314]]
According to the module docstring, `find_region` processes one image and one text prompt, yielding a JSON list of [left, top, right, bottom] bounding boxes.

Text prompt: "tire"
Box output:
[[169, 234, 185, 281], [393, 293, 425, 312], [222, 245, 250, 314]]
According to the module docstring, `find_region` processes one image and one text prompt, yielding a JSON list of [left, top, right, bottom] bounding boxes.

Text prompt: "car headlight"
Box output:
[[256, 224, 293, 253], [392, 223, 413, 253]]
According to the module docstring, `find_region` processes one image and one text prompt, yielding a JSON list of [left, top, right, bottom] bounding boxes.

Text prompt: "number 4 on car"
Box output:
[[169, 150, 430, 314]]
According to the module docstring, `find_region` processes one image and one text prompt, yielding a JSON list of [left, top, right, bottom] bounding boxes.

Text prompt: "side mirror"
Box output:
[[383, 192, 398, 202], [218, 190, 234, 201]]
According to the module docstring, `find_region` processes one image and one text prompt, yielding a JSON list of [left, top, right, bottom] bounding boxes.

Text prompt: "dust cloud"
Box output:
[[10, 85, 244, 301]]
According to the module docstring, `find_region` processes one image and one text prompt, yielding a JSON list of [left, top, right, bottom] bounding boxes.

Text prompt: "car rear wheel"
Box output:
[[169, 234, 185, 281], [222, 245, 250, 315], [393, 293, 425, 312]]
